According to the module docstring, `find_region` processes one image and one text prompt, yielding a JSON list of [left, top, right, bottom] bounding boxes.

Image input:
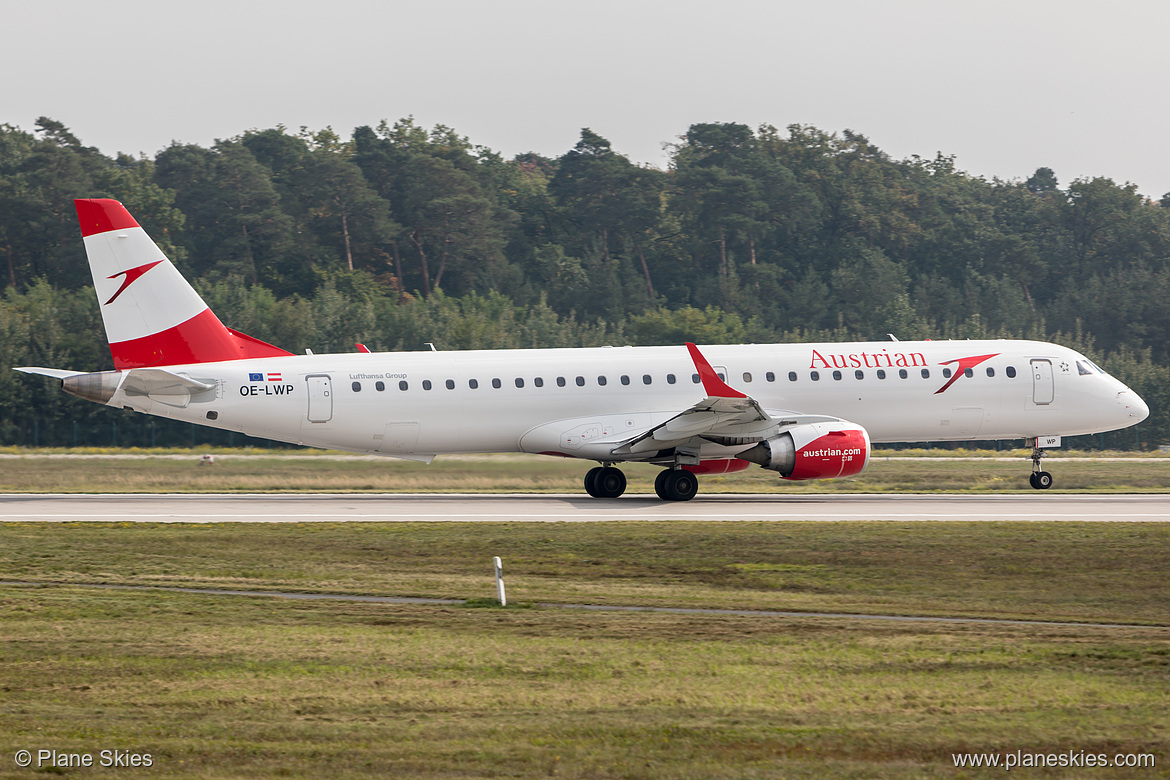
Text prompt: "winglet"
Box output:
[[686, 342, 746, 399], [356, 343, 371, 353]]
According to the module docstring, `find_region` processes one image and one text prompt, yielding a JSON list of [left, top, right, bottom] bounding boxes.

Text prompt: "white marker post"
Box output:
[[494, 556, 506, 607]]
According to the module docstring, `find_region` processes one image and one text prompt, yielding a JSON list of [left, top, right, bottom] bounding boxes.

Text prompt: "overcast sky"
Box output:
[[4, 0, 1168, 197]]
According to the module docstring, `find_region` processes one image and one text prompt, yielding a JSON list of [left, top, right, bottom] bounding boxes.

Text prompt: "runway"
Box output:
[[2, 493, 1168, 522]]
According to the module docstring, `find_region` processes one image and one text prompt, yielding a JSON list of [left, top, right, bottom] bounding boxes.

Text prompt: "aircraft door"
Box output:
[[1030, 360, 1054, 405], [306, 375, 333, 422]]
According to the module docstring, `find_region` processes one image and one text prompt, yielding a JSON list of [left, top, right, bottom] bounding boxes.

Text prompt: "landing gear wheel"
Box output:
[[584, 467, 604, 497], [654, 469, 671, 499], [655, 469, 698, 502], [594, 467, 627, 498], [1027, 439, 1053, 490], [585, 466, 626, 498]]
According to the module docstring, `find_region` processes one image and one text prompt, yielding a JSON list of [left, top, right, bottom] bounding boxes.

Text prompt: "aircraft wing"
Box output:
[[609, 343, 834, 457]]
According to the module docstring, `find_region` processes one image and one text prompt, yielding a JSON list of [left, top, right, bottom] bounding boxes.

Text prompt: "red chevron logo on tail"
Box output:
[[105, 260, 164, 305]]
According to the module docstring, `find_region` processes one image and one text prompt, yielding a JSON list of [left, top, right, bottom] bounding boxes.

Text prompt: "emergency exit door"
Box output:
[[306, 375, 333, 422], [1030, 360, 1054, 405]]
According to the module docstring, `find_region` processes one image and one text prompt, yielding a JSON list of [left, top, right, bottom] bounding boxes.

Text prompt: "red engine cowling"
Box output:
[[737, 421, 870, 480]]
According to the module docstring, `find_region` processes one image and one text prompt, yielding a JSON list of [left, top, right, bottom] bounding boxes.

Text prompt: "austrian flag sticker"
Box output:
[[267, 373, 282, 382]]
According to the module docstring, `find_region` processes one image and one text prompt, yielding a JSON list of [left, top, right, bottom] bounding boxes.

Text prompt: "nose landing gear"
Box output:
[[1029, 439, 1053, 489]]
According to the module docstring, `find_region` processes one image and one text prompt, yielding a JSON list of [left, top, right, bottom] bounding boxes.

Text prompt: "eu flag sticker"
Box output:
[[249, 373, 263, 382]]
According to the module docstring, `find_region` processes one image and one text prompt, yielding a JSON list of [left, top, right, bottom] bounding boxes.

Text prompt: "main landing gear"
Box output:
[[1028, 439, 1053, 490], [654, 468, 699, 502], [584, 465, 627, 498], [582, 465, 699, 501]]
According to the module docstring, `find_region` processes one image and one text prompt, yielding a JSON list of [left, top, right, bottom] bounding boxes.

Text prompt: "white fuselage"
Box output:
[[105, 339, 1147, 462]]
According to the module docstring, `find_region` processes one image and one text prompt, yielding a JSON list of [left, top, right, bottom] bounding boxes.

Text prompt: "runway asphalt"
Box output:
[[1, 493, 1168, 522]]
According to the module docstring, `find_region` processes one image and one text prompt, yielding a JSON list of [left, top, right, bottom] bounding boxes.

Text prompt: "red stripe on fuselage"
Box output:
[[109, 308, 293, 369], [75, 198, 140, 237]]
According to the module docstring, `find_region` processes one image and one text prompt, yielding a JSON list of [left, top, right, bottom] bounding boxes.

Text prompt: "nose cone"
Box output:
[[1119, 389, 1150, 424]]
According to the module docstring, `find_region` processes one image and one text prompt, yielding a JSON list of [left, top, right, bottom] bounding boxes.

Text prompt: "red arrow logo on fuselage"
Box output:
[[104, 260, 164, 305], [934, 353, 1000, 394]]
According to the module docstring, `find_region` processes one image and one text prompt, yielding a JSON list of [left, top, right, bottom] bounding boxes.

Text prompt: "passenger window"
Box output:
[[575, 376, 585, 387], [642, 374, 652, 385], [423, 380, 432, 390], [352, 381, 362, 392], [942, 368, 952, 378], [556, 377, 566, 387], [876, 370, 886, 379], [743, 372, 752, 382], [515, 378, 524, 388], [855, 370, 864, 380], [376, 381, 385, 391], [399, 381, 408, 391], [985, 367, 995, 377], [492, 378, 502, 389], [468, 379, 478, 389], [692, 373, 701, 384], [766, 372, 775, 382], [788, 371, 798, 382], [964, 368, 973, 378], [921, 369, 930, 379], [667, 374, 677, 384], [899, 369, 908, 379], [832, 370, 842, 380], [620, 375, 629, 385], [1006, 366, 1017, 378], [534, 377, 544, 388], [446, 379, 455, 389], [597, 376, 607, 386], [810, 371, 820, 381]]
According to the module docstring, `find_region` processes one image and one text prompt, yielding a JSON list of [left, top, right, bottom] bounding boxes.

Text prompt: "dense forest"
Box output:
[[1, 117, 1167, 449]]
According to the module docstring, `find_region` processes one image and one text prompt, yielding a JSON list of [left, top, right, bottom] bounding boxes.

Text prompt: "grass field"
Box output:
[[2, 521, 1168, 778], [1, 448, 1169, 493]]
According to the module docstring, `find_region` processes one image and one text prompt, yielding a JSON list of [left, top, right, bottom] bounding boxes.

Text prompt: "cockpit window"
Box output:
[[1077, 359, 1104, 376]]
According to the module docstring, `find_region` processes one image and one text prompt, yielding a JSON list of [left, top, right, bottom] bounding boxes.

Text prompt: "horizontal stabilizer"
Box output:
[[122, 368, 217, 396], [14, 367, 83, 379], [121, 368, 216, 408]]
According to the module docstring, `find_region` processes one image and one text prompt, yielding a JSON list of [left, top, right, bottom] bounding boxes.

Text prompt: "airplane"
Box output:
[[16, 198, 1150, 501]]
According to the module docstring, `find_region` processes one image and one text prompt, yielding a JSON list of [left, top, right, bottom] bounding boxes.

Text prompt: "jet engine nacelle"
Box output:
[[738, 421, 870, 480]]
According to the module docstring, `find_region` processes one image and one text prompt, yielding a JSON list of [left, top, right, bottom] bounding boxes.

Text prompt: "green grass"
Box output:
[[2, 521, 1168, 624], [1, 450, 1168, 493], [1, 584, 1167, 779], [1, 517, 1169, 777]]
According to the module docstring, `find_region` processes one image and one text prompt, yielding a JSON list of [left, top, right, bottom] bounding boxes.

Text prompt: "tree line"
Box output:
[[1, 117, 1167, 448]]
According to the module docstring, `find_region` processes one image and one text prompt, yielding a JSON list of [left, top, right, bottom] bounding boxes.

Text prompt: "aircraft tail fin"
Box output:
[[75, 199, 293, 369]]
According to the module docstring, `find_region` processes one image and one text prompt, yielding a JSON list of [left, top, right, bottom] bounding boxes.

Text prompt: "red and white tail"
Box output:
[[75, 199, 293, 369]]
